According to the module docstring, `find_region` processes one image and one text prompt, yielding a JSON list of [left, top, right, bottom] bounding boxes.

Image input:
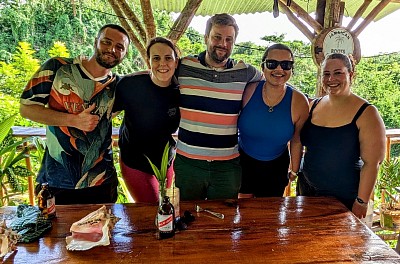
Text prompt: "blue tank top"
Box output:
[[238, 81, 294, 161], [300, 98, 371, 203]]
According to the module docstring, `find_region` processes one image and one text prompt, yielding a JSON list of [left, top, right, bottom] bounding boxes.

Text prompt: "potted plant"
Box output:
[[376, 157, 400, 230], [0, 114, 34, 206], [145, 142, 170, 200], [145, 142, 180, 217]]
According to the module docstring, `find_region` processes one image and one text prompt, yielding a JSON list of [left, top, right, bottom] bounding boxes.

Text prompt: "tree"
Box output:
[[48, 41, 70, 58], [0, 42, 39, 98]]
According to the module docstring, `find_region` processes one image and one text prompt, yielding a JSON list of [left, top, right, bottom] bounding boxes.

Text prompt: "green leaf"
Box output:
[[0, 137, 31, 157], [145, 142, 170, 192], [0, 114, 16, 144], [3, 148, 16, 169], [12, 165, 33, 177], [160, 142, 170, 182], [5, 167, 21, 192]]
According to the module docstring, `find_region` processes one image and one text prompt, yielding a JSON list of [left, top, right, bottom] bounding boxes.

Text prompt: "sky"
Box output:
[[186, 9, 400, 56]]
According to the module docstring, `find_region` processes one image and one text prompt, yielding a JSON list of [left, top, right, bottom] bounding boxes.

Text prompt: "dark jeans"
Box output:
[[174, 154, 241, 201], [35, 175, 118, 205]]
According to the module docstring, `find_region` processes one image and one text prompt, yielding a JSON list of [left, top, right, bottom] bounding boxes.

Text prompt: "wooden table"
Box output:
[[1, 197, 399, 263]]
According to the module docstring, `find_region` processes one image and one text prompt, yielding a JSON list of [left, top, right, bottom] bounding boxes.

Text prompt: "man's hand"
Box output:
[[75, 104, 99, 132]]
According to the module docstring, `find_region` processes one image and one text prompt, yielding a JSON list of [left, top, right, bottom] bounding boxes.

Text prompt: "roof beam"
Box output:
[[278, 1, 314, 41], [353, 0, 392, 36], [168, 0, 203, 42], [140, 0, 156, 40], [347, 0, 372, 30], [107, 0, 147, 61], [278, 0, 323, 34]]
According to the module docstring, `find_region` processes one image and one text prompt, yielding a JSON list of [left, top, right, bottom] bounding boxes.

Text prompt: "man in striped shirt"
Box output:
[[175, 13, 263, 200]]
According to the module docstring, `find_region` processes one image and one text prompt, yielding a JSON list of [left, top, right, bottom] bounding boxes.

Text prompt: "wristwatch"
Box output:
[[355, 196, 368, 207]]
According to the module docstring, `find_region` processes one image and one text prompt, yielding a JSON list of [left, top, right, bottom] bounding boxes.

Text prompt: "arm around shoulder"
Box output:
[[242, 82, 259, 108]]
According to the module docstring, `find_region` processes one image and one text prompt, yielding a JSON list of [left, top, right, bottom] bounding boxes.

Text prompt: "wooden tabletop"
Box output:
[[1, 197, 399, 264]]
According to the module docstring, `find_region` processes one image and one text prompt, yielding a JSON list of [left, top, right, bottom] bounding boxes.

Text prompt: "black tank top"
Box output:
[[300, 98, 371, 205]]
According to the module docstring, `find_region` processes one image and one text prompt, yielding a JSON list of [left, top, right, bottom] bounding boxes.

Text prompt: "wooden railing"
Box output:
[[11, 126, 120, 205], [11, 127, 400, 204]]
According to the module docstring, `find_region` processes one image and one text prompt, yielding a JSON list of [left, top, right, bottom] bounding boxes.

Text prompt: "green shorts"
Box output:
[[174, 154, 242, 200]]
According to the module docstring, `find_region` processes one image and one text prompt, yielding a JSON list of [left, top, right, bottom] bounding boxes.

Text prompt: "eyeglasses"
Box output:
[[262, 60, 294, 70]]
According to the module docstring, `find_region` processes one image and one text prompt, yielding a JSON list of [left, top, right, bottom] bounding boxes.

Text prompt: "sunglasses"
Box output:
[[262, 60, 294, 70]]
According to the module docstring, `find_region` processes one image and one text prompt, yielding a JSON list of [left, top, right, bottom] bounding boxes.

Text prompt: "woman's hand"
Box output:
[[351, 200, 368, 218]]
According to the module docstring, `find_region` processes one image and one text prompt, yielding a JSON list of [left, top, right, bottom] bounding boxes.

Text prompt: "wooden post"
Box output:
[[23, 141, 35, 205]]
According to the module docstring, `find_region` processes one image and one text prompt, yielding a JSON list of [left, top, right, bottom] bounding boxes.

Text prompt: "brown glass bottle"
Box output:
[[37, 182, 56, 219], [157, 195, 175, 239]]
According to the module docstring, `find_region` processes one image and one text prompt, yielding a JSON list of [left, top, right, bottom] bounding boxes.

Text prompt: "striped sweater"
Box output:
[[177, 52, 262, 160]]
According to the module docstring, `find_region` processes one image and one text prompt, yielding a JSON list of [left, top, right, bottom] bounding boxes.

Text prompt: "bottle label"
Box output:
[[158, 214, 173, 231], [47, 197, 56, 215]]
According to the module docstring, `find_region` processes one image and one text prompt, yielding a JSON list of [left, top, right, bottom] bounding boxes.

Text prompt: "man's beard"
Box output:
[[95, 49, 120, 69], [208, 46, 230, 64]]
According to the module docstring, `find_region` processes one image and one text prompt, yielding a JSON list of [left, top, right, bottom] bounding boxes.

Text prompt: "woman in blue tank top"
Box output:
[[238, 44, 309, 198], [298, 53, 386, 219]]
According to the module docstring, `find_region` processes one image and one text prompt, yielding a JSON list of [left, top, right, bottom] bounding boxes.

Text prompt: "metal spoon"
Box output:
[[195, 205, 225, 219]]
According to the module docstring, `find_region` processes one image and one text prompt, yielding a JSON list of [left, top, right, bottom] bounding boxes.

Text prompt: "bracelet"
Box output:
[[289, 170, 298, 177], [355, 196, 368, 207]]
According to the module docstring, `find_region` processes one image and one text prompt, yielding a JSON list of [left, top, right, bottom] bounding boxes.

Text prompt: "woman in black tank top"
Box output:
[[297, 53, 386, 219]]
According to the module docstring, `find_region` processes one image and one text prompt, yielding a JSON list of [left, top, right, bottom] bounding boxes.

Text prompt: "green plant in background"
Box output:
[[376, 157, 400, 204], [0, 114, 34, 206], [145, 142, 170, 200], [48, 41, 70, 58], [377, 158, 400, 190]]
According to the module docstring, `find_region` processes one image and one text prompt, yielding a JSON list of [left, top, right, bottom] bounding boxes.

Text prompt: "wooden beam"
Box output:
[[353, 0, 392, 36], [324, 0, 341, 28], [347, 0, 372, 31], [140, 0, 156, 40], [107, 0, 147, 63], [338, 1, 345, 26], [115, 0, 147, 44], [278, 1, 314, 41], [279, 0, 323, 34], [168, 0, 203, 43], [315, 0, 326, 27]]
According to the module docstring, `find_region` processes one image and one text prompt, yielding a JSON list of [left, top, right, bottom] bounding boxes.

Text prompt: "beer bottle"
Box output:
[[157, 196, 175, 239], [37, 182, 56, 219]]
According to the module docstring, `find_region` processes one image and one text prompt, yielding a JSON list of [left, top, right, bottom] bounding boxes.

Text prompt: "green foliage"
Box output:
[[376, 158, 400, 192], [232, 41, 264, 67], [177, 35, 204, 57], [48, 41, 70, 58], [354, 55, 400, 129], [0, 41, 39, 98], [145, 142, 170, 198], [0, 114, 34, 206]]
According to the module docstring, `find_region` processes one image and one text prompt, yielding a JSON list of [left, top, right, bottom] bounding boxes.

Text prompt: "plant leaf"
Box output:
[[145, 155, 161, 180], [160, 142, 170, 183], [0, 114, 16, 144], [0, 137, 31, 157]]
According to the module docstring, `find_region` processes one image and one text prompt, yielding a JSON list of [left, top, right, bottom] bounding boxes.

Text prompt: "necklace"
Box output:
[[263, 84, 286, 112]]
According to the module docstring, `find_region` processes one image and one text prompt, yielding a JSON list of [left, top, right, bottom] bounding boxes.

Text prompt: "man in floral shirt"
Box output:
[[19, 24, 130, 204]]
